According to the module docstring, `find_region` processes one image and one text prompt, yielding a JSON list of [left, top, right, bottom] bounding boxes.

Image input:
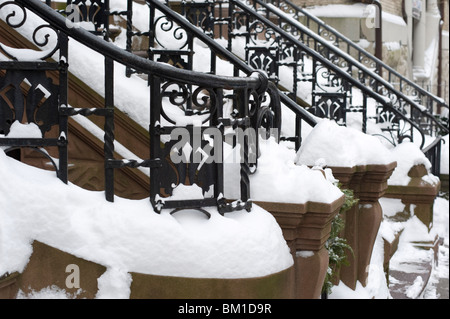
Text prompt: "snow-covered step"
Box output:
[[388, 237, 440, 299]]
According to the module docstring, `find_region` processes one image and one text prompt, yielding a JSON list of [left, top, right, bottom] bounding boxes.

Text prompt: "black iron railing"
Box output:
[[249, 0, 448, 137], [262, 0, 449, 115], [0, 0, 277, 214], [172, 0, 435, 148], [119, 0, 318, 152]]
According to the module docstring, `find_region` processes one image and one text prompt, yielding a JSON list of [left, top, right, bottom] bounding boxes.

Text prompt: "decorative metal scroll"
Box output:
[[150, 77, 257, 215], [0, 1, 69, 183], [0, 69, 59, 136], [180, 0, 215, 35], [247, 47, 278, 81], [311, 92, 347, 125], [374, 105, 413, 146], [251, 0, 448, 138], [0, 1, 60, 60]]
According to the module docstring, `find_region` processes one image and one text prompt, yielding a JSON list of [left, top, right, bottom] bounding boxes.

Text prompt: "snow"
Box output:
[[302, 3, 371, 19], [0, 121, 43, 139], [303, 3, 406, 27], [249, 137, 343, 204], [295, 119, 395, 167], [0, 148, 294, 281], [16, 286, 83, 299], [387, 141, 439, 186], [330, 193, 449, 299]]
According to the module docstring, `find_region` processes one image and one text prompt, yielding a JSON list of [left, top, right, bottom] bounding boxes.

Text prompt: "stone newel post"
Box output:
[[256, 195, 345, 299], [330, 163, 397, 289]]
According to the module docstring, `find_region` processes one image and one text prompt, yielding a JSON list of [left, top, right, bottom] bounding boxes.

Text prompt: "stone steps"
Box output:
[[388, 237, 441, 299]]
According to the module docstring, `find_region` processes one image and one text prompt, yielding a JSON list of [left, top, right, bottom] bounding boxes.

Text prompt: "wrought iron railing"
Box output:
[[169, 0, 439, 149], [118, 0, 318, 152], [243, 0, 448, 171], [112, 0, 435, 153], [261, 0, 449, 117], [236, 0, 449, 144], [0, 0, 277, 214]]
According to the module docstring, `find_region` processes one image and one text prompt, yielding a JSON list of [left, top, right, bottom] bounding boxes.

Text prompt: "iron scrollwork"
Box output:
[[0, 0, 69, 183], [0, 1, 60, 60], [0, 70, 59, 136], [64, 0, 109, 35]]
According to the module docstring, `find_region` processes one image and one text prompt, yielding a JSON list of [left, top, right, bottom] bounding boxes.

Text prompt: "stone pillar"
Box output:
[[256, 195, 345, 299], [329, 162, 397, 289], [384, 164, 441, 230], [413, 0, 427, 70]]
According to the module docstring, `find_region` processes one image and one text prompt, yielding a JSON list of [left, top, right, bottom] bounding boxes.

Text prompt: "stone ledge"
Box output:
[[8, 241, 296, 299], [255, 196, 345, 252], [330, 162, 398, 201]]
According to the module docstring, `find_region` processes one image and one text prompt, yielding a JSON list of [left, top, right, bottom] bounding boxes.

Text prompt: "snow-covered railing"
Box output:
[[177, 0, 431, 149], [115, 0, 319, 152], [261, 0, 449, 119], [227, 0, 449, 147], [0, 0, 276, 214]]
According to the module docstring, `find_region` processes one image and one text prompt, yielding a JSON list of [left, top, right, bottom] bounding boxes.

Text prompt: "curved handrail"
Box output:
[[265, 0, 449, 111], [247, 0, 448, 136], [149, 0, 428, 147], [147, 0, 319, 128], [228, 0, 428, 148], [14, 0, 266, 92]]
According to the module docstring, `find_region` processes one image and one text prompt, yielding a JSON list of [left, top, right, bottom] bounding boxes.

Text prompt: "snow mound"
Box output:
[[0, 149, 293, 279], [388, 142, 440, 186], [250, 137, 343, 204], [295, 119, 395, 167]]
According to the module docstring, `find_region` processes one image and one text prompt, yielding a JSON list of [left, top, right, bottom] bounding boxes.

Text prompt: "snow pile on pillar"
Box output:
[[295, 119, 395, 167]]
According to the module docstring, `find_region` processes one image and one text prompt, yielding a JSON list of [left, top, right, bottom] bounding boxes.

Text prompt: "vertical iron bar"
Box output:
[[292, 47, 298, 102], [104, 0, 110, 42], [58, 32, 69, 184], [237, 88, 250, 204], [149, 75, 162, 210], [295, 114, 301, 151], [215, 88, 224, 199], [104, 56, 115, 202], [362, 93, 367, 134], [125, 0, 133, 77], [227, 0, 233, 52]]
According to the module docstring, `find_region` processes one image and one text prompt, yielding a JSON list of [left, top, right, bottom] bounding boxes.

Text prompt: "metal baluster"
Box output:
[[58, 32, 69, 184], [104, 56, 115, 202]]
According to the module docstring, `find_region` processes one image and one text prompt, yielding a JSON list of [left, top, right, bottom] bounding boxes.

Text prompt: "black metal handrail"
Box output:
[[17, 0, 264, 90], [197, 0, 429, 149], [1, 0, 276, 214], [132, 0, 319, 150], [239, 0, 448, 140], [141, 0, 429, 151], [264, 0, 449, 114]]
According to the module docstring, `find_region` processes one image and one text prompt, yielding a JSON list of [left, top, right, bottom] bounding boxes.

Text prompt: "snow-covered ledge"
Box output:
[[296, 120, 397, 291], [384, 142, 441, 230], [0, 148, 295, 299]]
